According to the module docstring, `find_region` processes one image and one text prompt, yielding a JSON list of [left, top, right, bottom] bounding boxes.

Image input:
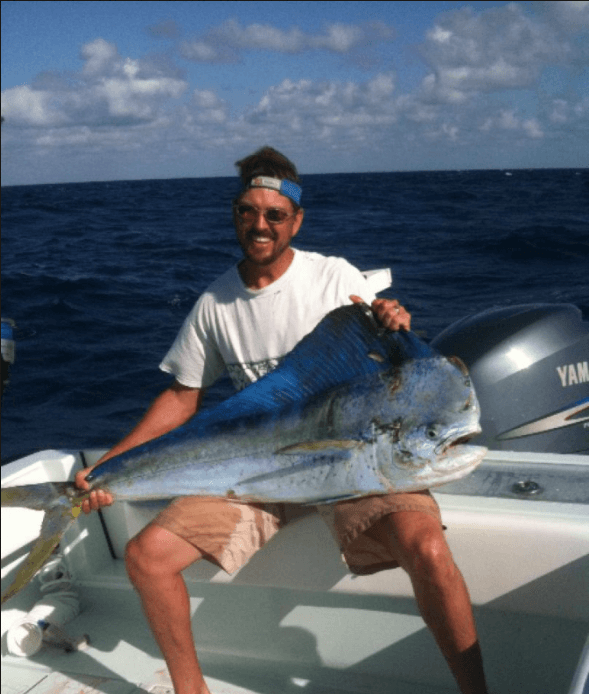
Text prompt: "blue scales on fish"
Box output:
[[1, 303, 487, 603]]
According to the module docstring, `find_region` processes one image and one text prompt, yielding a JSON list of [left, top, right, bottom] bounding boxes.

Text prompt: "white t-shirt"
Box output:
[[159, 249, 376, 391]]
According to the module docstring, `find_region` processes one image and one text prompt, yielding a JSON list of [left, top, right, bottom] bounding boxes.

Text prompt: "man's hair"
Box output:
[[235, 146, 301, 187]]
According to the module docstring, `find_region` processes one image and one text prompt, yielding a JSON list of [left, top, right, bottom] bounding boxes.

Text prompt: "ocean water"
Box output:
[[2, 169, 588, 462]]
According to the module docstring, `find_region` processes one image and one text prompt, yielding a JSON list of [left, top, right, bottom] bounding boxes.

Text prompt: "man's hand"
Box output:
[[350, 295, 411, 332], [74, 466, 114, 515]]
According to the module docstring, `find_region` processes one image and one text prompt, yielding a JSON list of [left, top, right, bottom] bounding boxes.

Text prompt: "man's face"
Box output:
[[233, 187, 303, 268]]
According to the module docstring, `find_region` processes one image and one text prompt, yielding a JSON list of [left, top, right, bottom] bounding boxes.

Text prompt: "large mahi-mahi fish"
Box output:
[[1, 303, 486, 603]]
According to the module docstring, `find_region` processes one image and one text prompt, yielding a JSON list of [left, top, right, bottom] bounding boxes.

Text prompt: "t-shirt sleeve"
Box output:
[[328, 258, 378, 308], [159, 295, 226, 388]]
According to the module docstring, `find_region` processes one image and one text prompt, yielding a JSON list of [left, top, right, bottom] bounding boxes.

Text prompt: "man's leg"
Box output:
[[370, 511, 489, 694], [125, 524, 211, 694]]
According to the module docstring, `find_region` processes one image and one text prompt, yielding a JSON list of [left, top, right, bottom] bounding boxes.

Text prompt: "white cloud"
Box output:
[[547, 95, 589, 127], [221, 20, 306, 52], [317, 24, 365, 53], [549, 99, 570, 124], [419, 3, 580, 101], [1, 85, 67, 127], [240, 74, 398, 144], [498, 109, 520, 130], [523, 118, 544, 139], [437, 123, 460, 142], [573, 96, 589, 118], [479, 109, 543, 139], [81, 38, 120, 76], [186, 89, 228, 124], [179, 20, 393, 62], [179, 41, 220, 62], [537, 1, 589, 32], [35, 126, 93, 148], [1, 39, 188, 128]]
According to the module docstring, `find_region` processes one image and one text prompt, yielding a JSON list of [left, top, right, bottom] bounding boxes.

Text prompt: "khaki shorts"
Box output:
[[152, 491, 442, 576]]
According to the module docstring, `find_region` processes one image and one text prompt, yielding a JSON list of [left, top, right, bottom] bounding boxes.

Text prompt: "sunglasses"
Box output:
[[234, 203, 296, 225]]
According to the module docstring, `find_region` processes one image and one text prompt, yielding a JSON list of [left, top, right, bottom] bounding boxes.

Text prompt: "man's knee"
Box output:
[[125, 525, 174, 582], [125, 531, 153, 585], [408, 530, 457, 584], [125, 524, 202, 585], [384, 513, 457, 583]]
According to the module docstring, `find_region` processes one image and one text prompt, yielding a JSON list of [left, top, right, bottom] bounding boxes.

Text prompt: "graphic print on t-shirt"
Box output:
[[227, 357, 284, 390]]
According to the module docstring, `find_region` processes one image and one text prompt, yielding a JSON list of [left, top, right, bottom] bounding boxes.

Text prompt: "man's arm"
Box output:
[[75, 381, 205, 513]]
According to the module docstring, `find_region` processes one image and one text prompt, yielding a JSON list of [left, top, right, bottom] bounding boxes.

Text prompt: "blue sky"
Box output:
[[2, 1, 588, 185]]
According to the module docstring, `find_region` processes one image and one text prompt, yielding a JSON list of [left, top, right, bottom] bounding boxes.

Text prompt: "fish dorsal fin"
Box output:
[[184, 304, 438, 431], [187, 304, 390, 430]]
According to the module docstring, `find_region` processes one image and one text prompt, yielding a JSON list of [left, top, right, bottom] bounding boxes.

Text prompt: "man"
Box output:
[[76, 147, 489, 694]]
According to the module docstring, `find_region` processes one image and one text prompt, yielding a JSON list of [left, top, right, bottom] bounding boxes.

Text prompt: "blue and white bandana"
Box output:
[[248, 176, 302, 205]]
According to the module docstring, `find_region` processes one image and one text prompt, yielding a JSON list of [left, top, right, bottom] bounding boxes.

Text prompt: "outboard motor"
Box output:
[[432, 304, 589, 454]]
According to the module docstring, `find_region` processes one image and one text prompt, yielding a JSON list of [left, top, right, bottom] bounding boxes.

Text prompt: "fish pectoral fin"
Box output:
[[276, 439, 362, 455]]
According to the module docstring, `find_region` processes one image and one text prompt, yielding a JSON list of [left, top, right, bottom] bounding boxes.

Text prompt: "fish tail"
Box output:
[[1, 482, 83, 605]]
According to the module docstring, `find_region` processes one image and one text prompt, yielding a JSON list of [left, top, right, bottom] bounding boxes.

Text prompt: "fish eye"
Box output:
[[426, 425, 439, 440]]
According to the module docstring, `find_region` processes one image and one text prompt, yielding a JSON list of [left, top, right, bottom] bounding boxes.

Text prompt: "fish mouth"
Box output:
[[427, 434, 487, 484], [448, 433, 478, 448], [430, 429, 487, 479], [438, 428, 482, 455], [397, 438, 487, 491]]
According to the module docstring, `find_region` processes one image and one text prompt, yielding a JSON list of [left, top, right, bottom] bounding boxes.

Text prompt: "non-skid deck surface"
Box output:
[[1, 662, 457, 694], [3, 546, 588, 694], [2, 582, 458, 694]]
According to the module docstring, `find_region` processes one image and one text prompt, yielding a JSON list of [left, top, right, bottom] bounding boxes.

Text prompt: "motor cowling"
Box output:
[[432, 304, 589, 454]]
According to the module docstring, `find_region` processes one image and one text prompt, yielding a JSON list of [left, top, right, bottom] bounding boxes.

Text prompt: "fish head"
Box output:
[[375, 355, 487, 491]]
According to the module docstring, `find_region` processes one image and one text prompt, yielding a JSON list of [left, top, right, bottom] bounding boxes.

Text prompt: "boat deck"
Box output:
[[1, 606, 464, 694], [3, 576, 587, 694]]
